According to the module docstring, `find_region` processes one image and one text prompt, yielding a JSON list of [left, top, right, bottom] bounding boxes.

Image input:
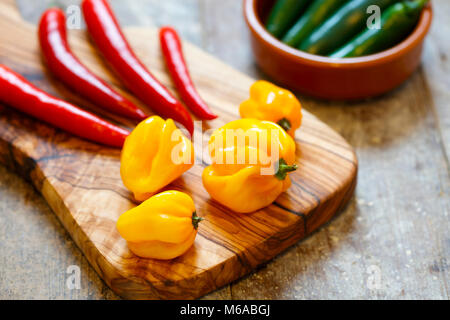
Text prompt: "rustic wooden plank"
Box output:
[[421, 0, 450, 162], [16, 0, 204, 45], [2, 0, 448, 300], [199, 0, 265, 79]]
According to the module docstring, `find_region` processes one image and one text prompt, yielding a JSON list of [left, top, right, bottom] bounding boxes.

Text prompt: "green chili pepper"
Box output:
[[298, 0, 399, 55], [282, 0, 347, 47], [265, 0, 311, 38], [330, 0, 428, 58]]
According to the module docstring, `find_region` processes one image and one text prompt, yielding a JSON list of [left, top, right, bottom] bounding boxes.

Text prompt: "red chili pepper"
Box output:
[[81, 0, 194, 135], [0, 64, 129, 148], [159, 27, 217, 120], [38, 8, 147, 121]]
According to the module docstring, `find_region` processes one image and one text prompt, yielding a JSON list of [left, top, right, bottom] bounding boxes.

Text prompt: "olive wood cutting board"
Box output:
[[0, 0, 357, 299]]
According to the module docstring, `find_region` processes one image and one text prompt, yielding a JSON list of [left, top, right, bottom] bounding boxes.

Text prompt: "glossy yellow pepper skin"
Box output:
[[202, 119, 297, 213], [240, 80, 302, 137], [120, 116, 194, 202], [117, 190, 202, 260]]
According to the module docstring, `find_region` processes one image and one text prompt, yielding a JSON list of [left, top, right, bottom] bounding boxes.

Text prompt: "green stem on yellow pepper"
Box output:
[[192, 211, 203, 230], [277, 117, 292, 132], [275, 159, 298, 180]]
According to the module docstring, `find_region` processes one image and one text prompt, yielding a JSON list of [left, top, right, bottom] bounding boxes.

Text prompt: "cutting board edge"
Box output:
[[0, 134, 357, 299]]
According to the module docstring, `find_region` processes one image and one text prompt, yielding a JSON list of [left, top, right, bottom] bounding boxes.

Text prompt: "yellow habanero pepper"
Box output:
[[239, 80, 302, 137], [121, 116, 194, 202], [117, 190, 202, 260], [202, 119, 298, 213]]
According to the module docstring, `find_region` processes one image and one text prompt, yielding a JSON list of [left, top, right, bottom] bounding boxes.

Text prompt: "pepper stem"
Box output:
[[192, 211, 204, 230], [275, 159, 298, 180], [277, 118, 291, 132]]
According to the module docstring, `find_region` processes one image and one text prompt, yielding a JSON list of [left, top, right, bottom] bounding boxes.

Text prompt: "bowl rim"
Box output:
[[244, 0, 433, 69]]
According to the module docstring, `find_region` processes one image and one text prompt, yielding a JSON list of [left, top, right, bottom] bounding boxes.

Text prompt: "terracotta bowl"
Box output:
[[244, 0, 433, 100]]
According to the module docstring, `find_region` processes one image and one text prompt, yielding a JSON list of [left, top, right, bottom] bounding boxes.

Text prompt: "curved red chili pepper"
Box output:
[[0, 64, 129, 148], [38, 8, 147, 121], [159, 26, 217, 120], [81, 0, 194, 135]]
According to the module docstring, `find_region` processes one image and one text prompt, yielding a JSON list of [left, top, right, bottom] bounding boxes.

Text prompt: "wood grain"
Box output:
[[0, 0, 356, 299]]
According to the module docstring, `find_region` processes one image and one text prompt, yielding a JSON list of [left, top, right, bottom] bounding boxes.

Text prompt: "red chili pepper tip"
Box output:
[[159, 26, 218, 121]]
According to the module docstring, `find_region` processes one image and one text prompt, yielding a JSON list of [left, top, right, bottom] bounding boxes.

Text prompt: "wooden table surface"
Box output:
[[0, 0, 448, 300]]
